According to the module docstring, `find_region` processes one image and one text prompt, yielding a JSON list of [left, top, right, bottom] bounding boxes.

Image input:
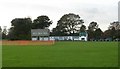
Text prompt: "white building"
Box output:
[[49, 32, 88, 41], [79, 31, 88, 41], [31, 29, 50, 41], [31, 29, 88, 41]]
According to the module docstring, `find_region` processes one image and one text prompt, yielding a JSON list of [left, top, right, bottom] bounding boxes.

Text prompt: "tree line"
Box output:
[[0, 13, 120, 41]]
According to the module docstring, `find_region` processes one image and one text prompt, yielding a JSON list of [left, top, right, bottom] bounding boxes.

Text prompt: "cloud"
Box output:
[[0, 0, 119, 31]]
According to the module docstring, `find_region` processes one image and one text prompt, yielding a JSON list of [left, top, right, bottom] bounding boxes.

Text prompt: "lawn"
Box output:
[[2, 41, 118, 67]]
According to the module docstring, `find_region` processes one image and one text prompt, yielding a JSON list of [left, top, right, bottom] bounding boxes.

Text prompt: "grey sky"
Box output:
[[0, 0, 119, 31]]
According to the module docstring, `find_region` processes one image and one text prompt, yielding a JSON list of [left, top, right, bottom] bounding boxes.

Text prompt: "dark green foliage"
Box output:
[[2, 26, 7, 39], [103, 21, 120, 40], [94, 28, 103, 40], [80, 25, 86, 32], [0, 26, 2, 33], [87, 30, 95, 40], [2, 33, 7, 39], [8, 18, 32, 40], [50, 26, 68, 36], [87, 21, 99, 40], [88, 21, 98, 31], [51, 13, 84, 36], [115, 30, 120, 39], [32, 15, 52, 29]]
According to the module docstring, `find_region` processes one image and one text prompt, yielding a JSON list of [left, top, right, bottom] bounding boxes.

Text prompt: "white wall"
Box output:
[[32, 37, 37, 41], [32, 35, 88, 41], [79, 36, 87, 41]]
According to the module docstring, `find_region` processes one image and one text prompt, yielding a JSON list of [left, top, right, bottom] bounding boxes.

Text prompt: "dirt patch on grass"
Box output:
[[2, 40, 55, 46]]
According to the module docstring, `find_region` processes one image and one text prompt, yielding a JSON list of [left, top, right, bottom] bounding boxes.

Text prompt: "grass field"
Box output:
[[2, 41, 118, 67]]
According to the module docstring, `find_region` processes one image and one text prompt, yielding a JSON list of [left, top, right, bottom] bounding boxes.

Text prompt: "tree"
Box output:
[[88, 21, 98, 31], [94, 28, 103, 40], [110, 27, 116, 39], [54, 13, 84, 36], [109, 21, 120, 30], [2, 26, 7, 39], [7, 27, 15, 40], [115, 29, 120, 39], [103, 27, 116, 40], [0, 26, 2, 33], [8, 18, 32, 40], [104, 21, 120, 39], [32, 15, 52, 29], [87, 30, 94, 40], [80, 25, 86, 32], [50, 26, 67, 36], [87, 21, 99, 40]]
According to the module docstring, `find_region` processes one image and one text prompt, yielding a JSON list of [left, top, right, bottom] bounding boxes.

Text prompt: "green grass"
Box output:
[[2, 41, 118, 67]]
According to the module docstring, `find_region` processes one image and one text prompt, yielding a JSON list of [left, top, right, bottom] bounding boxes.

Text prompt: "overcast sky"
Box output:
[[0, 0, 119, 31]]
